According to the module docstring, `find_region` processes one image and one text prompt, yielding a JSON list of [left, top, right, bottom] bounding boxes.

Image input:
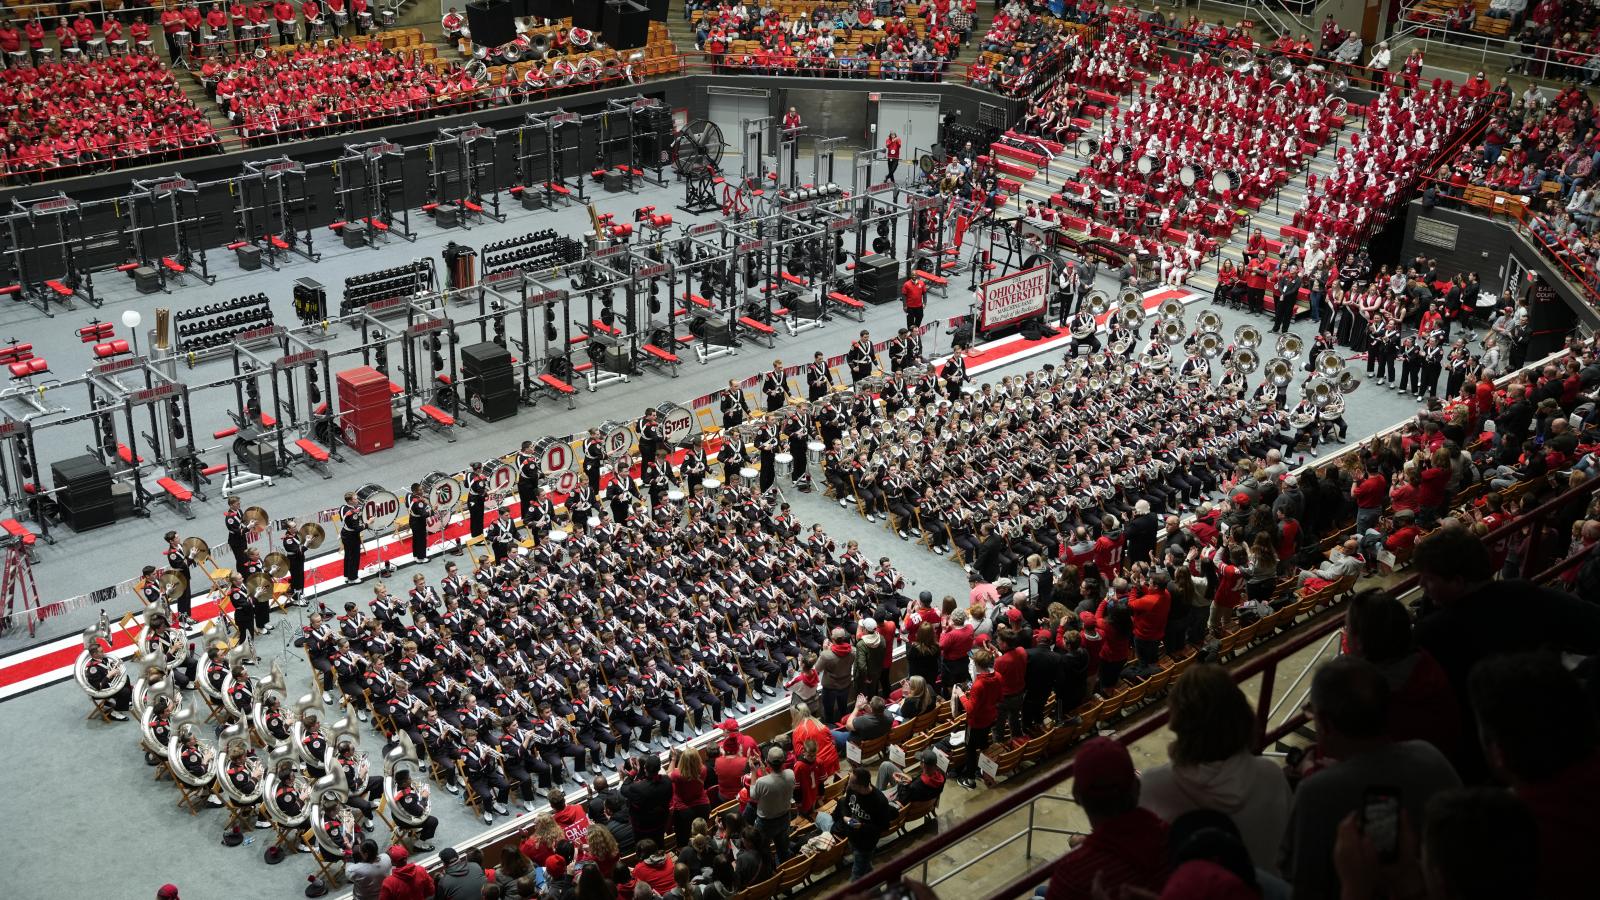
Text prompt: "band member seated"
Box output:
[[144, 695, 174, 766], [335, 739, 382, 824], [391, 768, 437, 851], [224, 742, 271, 829], [85, 643, 132, 720], [316, 792, 365, 860], [177, 731, 225, 807], [461, 726, 512, 823]]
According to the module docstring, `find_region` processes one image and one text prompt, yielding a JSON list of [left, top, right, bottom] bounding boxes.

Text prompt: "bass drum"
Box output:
[[655, 402, 696, 447], [421, 471, 462, 531], [1075, 137, 1098, 157], [355, 483, 401, 531], [480, 459, 516, 504], [1178, 163, 1202, 188], [1211, 169, 1240, 194], [531, 435, 576, 477], [1110, 143, 1130, 165]]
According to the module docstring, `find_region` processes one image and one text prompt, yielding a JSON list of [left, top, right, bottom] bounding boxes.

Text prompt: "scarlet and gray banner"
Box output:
[[978, 264, 1051, 333]]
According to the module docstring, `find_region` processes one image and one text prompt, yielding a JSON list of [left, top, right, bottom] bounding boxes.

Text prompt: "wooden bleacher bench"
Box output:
[[155, 476, 195, 518]]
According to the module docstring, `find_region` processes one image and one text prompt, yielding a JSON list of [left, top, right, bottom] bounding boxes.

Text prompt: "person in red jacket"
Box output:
[[1127, 569, 1171, 667], [952, 647, 1002, 788], [549, 787, 591, 849], [0, 20, 18, 58], [884, 131, 902, 182], [901, 272, 926, 329], [1351, 463, 1388, 533], [937, 607, 976, 693], [993, 629, 1028, 743], [378, 845, 435, 900]]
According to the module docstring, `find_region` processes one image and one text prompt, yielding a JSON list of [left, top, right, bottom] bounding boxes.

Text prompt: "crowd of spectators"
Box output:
[[0, 53, 219, 181], [692, 0, 973, 80], [200, 38, 480, 145]]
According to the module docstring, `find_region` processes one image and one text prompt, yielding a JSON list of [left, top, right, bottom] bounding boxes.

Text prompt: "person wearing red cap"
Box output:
[[378, 845, 434, 900], [156, 886, 180, 900], [1041, 737, 1169, 899], [542, 855, 575, 896]]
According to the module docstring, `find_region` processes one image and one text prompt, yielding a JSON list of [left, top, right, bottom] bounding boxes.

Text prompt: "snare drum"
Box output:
[[5, 51, 26, 68], [548, 528, 569, 543], [62, 46, 82, 62], [666, 489, 686, 503], [359, 10, 376, 32], [739, 467, 759, 482], [173, 30, 191, 50], [807, 440, 824, 467], [775, 452, 794, 479], [86, 38, 106, 59], [110, 39, 128, 56], [702, 476, 723, 499], [135, 41, 153, 57], [334, 10, 349, 26]]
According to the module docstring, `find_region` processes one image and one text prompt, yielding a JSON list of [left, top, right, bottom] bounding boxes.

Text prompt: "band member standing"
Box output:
[[466, 462, 489, 539], [224, 496, 248, 569], [228, 573, 259, 654], [487, 515, 514, 563], [517, 440, 539, 525], [583, 427, 605, 495], [283, 521, 307, 605], [784, 409, 811, 490], [340, 492, 365, 584], [163, 531, 194, 620], [944, 344, 970, 397], [762, 361, 789, 412], [889, 328, 917, 372], [902, 272, 927, 328], [755, 421, 778, 492], [805, 351, 834, 402], [407, 483, 430, 563], [637, 408, 661, 470], [720, 379, 750, 429], [846, 331, 876, 382]]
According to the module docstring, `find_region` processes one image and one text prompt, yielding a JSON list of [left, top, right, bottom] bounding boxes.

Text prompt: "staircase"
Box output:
[[666, 0, 698, 60], [177, 76, 244, 154]]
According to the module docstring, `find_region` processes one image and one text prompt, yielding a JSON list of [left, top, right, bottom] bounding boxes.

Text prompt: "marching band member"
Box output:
[[178, 730, 225, 806], [460, 727, 511, 823], [391, 768, 437, 850], [340, 492, 365, 584], [466, 461, 489, 539], [407, 482, 430, 564], [85, 642, 131, 720], [282, 521, 308, 606], [720, 378, 750, 429], [224, 496, 248, 568], [224, 742, 271, 829], [846, 331, 876, 383], [335, 738, 382, 822], [163, 531, 194, 620], [517, 440, 540, 526], [762, 360, 789, 411]]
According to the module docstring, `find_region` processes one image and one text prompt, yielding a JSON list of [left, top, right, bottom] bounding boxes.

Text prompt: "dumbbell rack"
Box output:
[[174, 293, 275, 353], [480, 229, 584, 284], [340, 259, 437, 318]]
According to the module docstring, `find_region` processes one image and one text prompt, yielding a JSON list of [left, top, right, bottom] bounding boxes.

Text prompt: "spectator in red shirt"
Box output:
[[548, 788, 591, 851], [1469, 653, 1600, 900], [1127, 569, 1171, 667], [1043, 737, 1170, 899], [1351, 463, 1388, 532], [938, 607, 976, 692], [952, 647, 1002, 788], [0, 21, 19, 55], [993, 630, 1028, 742], [901, 273, 926, 329], [630, 839, 678, 895], [668, 745, 712, 842]]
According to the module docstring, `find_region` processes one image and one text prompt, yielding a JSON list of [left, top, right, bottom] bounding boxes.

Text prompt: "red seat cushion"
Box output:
[[538, 373, 576, 394], [155, 477, 193, 502], [295, 439, 330, 462]]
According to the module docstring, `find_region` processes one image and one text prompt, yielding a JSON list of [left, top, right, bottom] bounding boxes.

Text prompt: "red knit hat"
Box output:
[[1073, 737, 1137, 800], [545, 855, 568, 878]]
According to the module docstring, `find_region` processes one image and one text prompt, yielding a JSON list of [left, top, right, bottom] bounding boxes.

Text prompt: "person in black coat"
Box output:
[[1022, 641, 1064, 733], [1123, 501, 1159, 566], [620, 754, 672, 848], [1056, 633, 1091, 718], [831, 766, 894, 881], [974, 524, 1007, 582]]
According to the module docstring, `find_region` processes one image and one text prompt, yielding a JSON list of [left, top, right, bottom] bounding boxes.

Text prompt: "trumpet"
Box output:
[[1276, 332, 1304, 361], [1234, 324, 1262, 350]]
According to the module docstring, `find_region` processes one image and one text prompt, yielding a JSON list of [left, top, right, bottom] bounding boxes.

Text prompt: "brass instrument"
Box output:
[[1158, 297, 1185, 319], [1234, 324, 1262, 350], [1316, 350, 1347, 379], [1231, 346, 1260, 374], [1109, 331, 1135, 356], [1116, 302, 1144, 328], [1084, 292, 1110, 317], [1288, 406, 1319, 429], [216, 723, 264, 806], [1266, 356, 1294, 386], [1118, 289, 1143, 309], [1306, 376, 1334, 408], [1198, 332, 1224, 358], [167, 704, 218, 790], [1337, 370, 1360, 394], [1196, 309, 1223, 334], [1071, 314, 1097, 339], [1160, 317, 1186, 345], [262, 743, 311, 829], [1323, 394, 1346, 417], [1276, 332, 1304, 361], [74, 610, 128, 703], [307, 772, 354, 857]]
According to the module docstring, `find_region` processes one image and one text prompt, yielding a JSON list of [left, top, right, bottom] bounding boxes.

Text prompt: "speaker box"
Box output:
[[647, 0, 668, 20], [532, 0, 573, 18], [604, 0, 649, 49], [465, 0, 517, 47], [570, 0, 602, 29], [468, 386, 519, 422]]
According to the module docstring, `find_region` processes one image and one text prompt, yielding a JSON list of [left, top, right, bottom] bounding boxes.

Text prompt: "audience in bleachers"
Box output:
[[0, 53, 219, 181], [695, 0, 968, 81]]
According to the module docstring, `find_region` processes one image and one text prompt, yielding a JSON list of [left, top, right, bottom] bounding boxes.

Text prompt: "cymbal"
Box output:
[[300, 522, 326, 550], [262, 552, 290, 579], [159, 571, 189, 600], [243, 506, 270, 529], [243, 573, 273, 603], [181, 536, 211, 565]]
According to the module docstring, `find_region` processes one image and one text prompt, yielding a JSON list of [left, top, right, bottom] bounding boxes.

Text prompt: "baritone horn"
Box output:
[[1234, 324, 1262, 350]]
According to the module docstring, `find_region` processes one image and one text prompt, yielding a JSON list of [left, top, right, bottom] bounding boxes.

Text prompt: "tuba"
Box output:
[[290, 693, 332, 771], [140, 682, 181, 761], [167, 704, 218, 792], [1116, 302, 1144, 328], [307, 772, 354, 860], [1337, 370, 1361, 394], [1306, 376, 1333, 407], [220, 643, 253, 721], [1275, 332, 1304, 361], [1268, 55, 1293, 80], [1160, 317, 1186, 344], [1316, 349, 1347, 379], [382, 733, 431, 831], [1322, 393, 1346, 417], [1288, 406, 1318, 429], [1196, 309, 1223, 334], [1231, 346, 1260, 374], [1158, 297, 1185, 319], [1198, 331, 1224, 358], [1266, 356, 1294, 386], [74, 610, 128, 704], [1234, 324, 1262, 350], [1084, 291, 1110, 317], [215, 723, 264, 807], [1072, 313, 1097, 339], [262, 743, 311, 832], [250, 659, 293, 749]]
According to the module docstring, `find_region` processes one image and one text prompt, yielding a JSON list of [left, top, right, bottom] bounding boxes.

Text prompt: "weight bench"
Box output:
[[155, 476, 195, 518], [638, 342, 680, 377], [536, 372, 578, 409], [545, 182, 573, 206], [294, 438, 334, 477], [44, 280, 74, 299], [827, 291, 866, 321], [0, 518, 38, 563], [914, 269, 948, 298], [737, 315, 777, 349], [417, 404, 457, 441]]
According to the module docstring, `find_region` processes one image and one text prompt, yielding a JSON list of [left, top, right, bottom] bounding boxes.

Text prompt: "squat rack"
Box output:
[[237, 157, 321, 267], [431, 123, 508, 226], [127, 174, 217, 290], [517, 110, 586, 205], [2, 194, 101, 316], [82, 355, 199, 517], [334, 139, 418, 245]]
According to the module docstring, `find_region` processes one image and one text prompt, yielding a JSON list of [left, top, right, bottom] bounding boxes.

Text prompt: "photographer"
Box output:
[[620, 754, 672, 848]]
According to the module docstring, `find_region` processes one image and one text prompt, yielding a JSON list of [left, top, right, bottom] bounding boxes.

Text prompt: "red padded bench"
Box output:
[[461, 200, 484, 215], [589, 319, 621, 337], [269, 236, 290, 251], [0, 518, 37, 561], [160, 257, 186, 274], [780, 272, 808, 288], [93, 340, 130, 359], [115, 262, 140, 274], [827, 291, 865, 320], [536, 372, 578, 408], [45, 280, 72, 297], [992, 143, 1047, 168], [914, 269, 949, 296], [418, 404, 457, 441], [295, 438, 333, 477], [639, 343, 680, 376], [737, 316, 776, 348], [155, 476, 195, 518], [116, 443, 144, 466]]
